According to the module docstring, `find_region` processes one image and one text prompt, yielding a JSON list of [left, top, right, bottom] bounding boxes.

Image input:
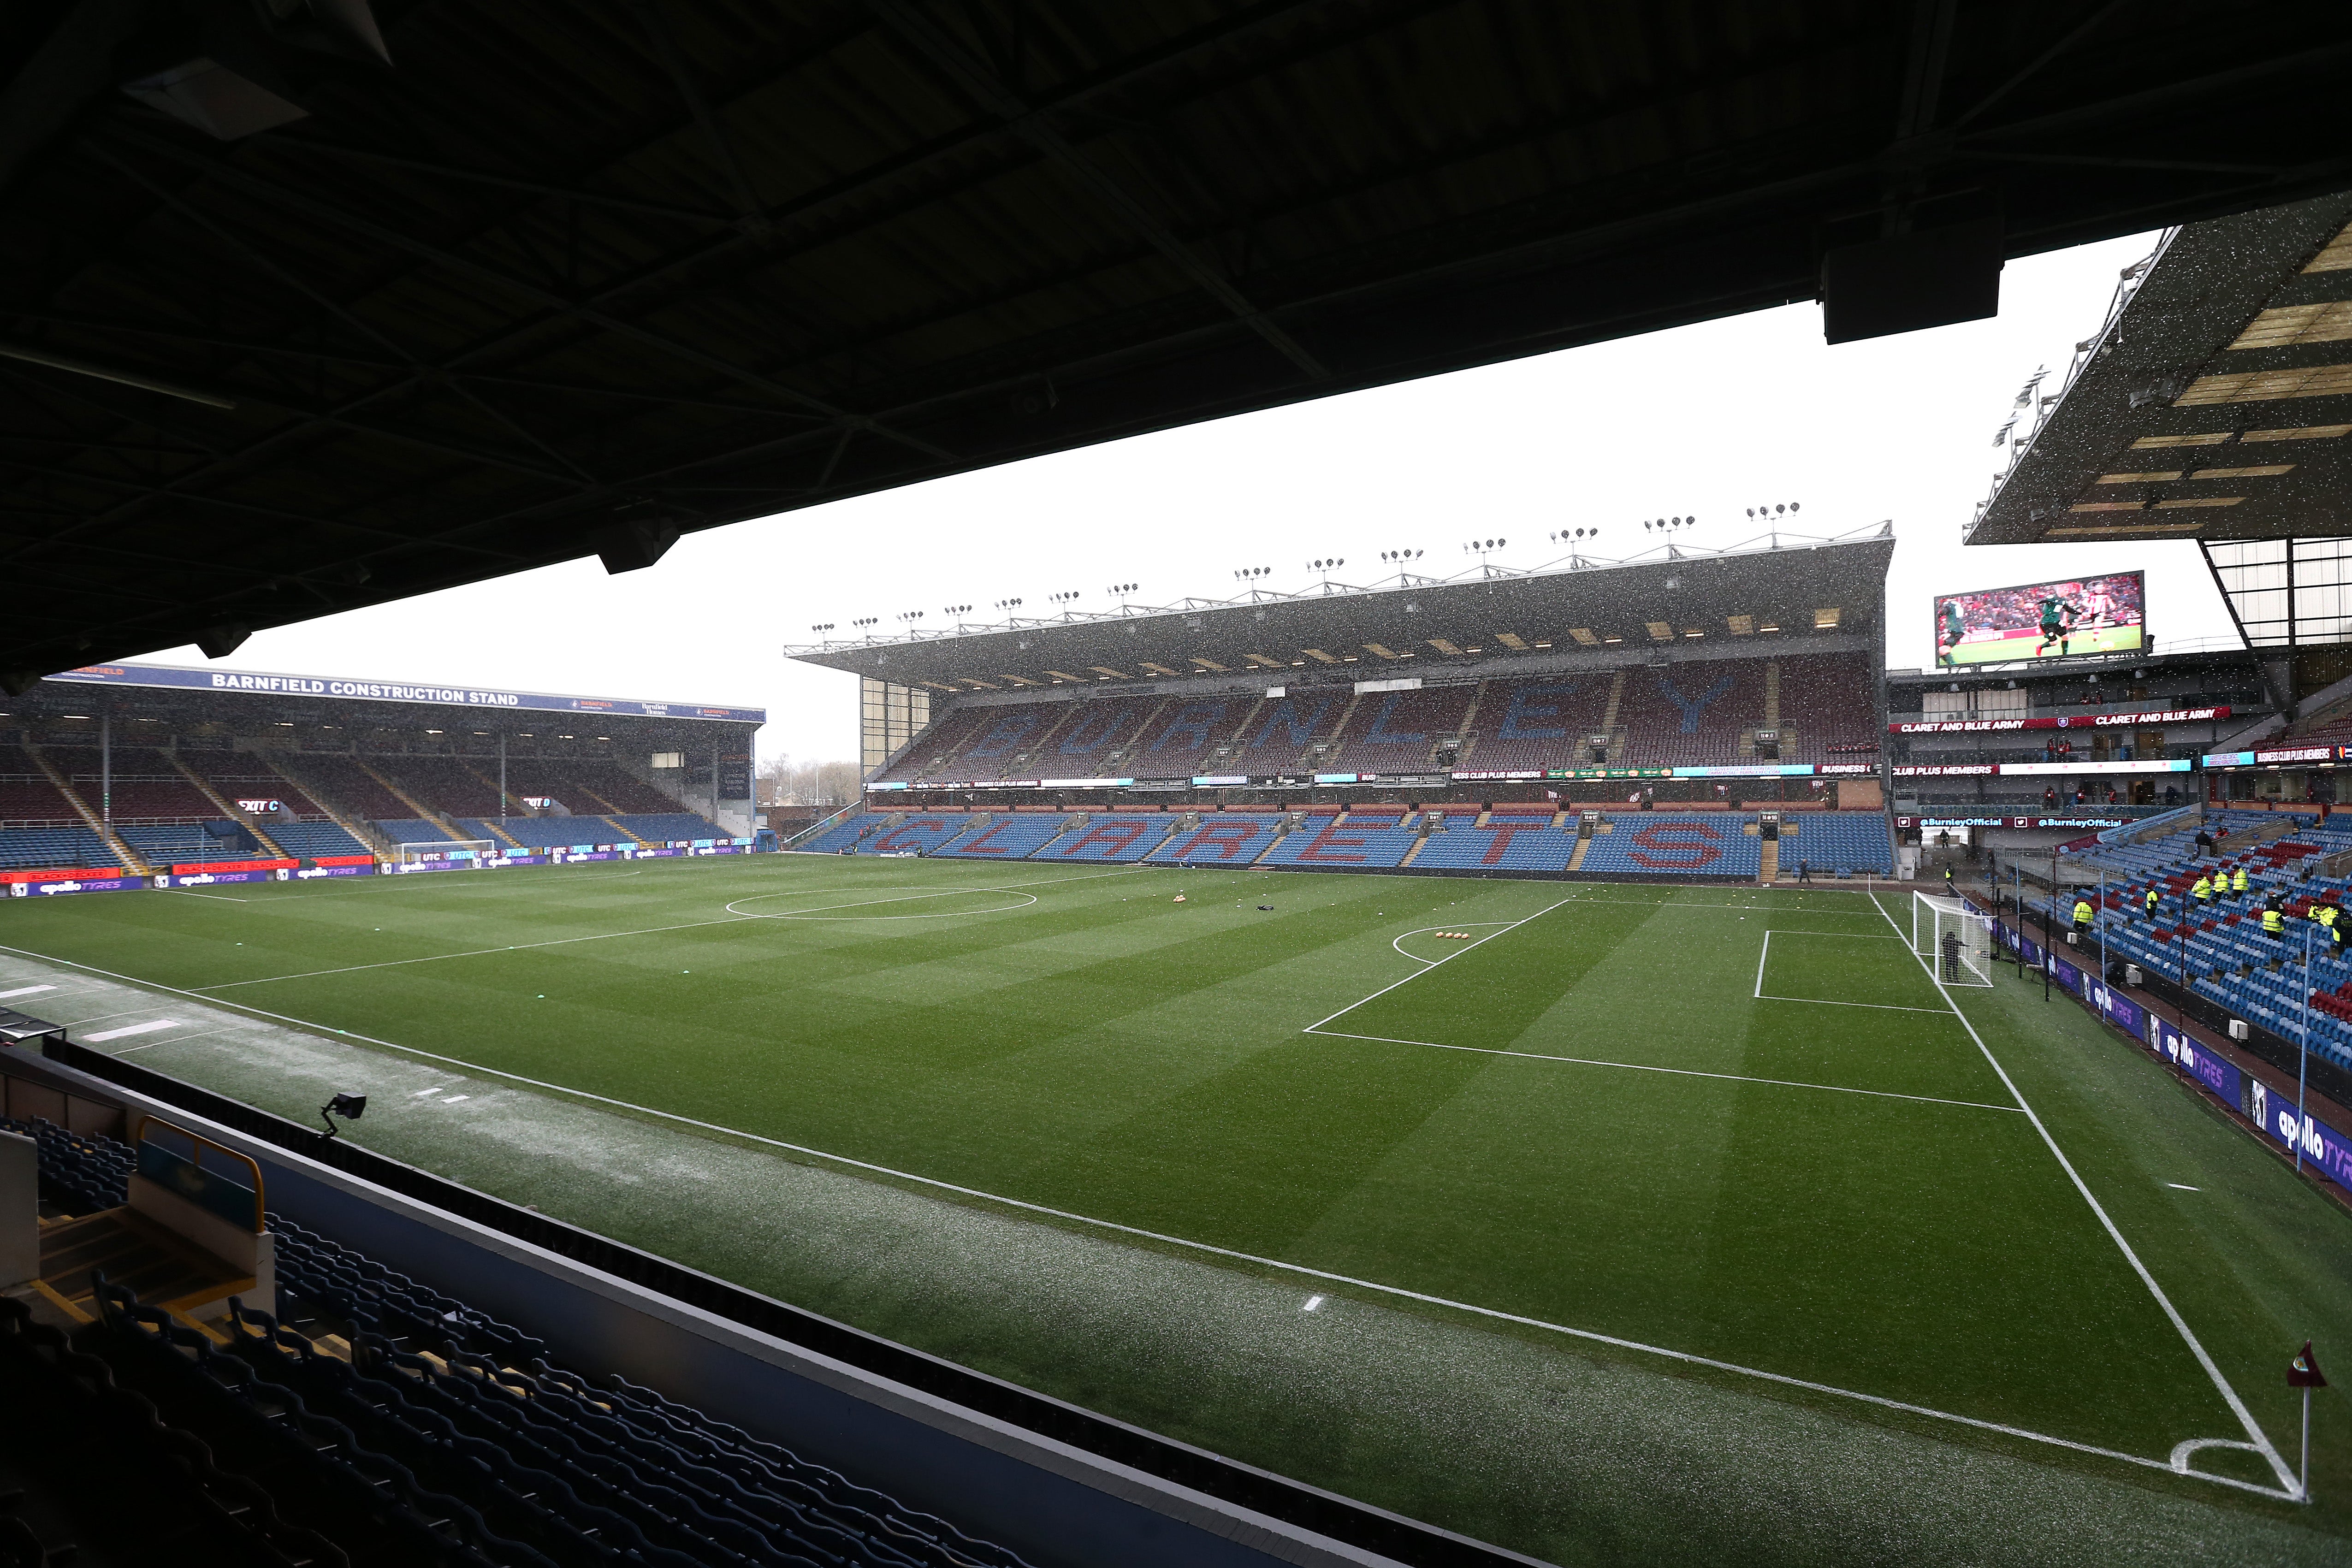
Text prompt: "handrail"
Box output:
[[135, 1112, 265, 1232], [780, 800, 862, 849]]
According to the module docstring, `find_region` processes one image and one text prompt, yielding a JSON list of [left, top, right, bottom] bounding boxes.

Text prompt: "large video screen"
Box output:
[[1934, 571, 2145, 667]]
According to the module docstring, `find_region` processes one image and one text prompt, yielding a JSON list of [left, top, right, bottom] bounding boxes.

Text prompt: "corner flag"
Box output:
[[2291, 1342, 2328, 1389]]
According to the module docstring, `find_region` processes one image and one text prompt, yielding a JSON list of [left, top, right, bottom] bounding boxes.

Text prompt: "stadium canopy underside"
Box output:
[[3, 1, 2350, 685], [788, 528, 1890, 692], [1967, 193, 2352, 657]]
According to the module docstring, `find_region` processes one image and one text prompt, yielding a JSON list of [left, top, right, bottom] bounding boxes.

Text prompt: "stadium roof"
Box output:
[[1967, 193, 2352, 547], [24, 659, 762, 724], [4, 3, 2348, 687], [788, 525, 1891, 691]]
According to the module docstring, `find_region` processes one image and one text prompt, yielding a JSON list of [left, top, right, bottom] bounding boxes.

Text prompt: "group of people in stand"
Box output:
[[2040, 782, 2127, 808], [2084, 859, 2350, 959]]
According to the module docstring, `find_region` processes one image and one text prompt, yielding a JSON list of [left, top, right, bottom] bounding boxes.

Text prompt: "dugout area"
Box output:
[[3, 853, 2348, 1561]]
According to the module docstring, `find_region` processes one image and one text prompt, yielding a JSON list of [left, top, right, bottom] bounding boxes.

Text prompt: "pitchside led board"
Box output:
[[1933, 571, 2146, 667]]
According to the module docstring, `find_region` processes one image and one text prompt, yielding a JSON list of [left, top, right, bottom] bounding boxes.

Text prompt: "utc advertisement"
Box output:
[[1934, 571, 2145, 666]]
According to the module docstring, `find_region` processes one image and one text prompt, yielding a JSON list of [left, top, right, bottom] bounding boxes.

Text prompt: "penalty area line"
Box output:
[[1303, 1028, 2023, 1113], [0, 938, 2283, 1498], [1306, 894, 1578, 1033]]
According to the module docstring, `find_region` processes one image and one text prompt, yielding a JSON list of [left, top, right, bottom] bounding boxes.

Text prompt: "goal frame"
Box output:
[[397, 839, 497, 869], [1911, 891, 1995, 987]]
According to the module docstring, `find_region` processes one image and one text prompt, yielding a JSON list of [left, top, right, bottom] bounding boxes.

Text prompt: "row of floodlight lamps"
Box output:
[[805, 509, 1798, 633]]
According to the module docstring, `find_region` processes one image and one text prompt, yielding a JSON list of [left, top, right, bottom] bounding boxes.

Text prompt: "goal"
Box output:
[[1911, 892, 1995, 987], [397, 840, 497, 869]]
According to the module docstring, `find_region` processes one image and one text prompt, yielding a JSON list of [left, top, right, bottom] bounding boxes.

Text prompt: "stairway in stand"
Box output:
[[168, 753, 289, 858], [24, 741, 148, 874]]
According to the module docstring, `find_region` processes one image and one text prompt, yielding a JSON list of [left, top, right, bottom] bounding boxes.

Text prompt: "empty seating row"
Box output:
[[13, 1112, 1032, 1568], [0, 824, 122, 872], [873, 654, 1882, 782]]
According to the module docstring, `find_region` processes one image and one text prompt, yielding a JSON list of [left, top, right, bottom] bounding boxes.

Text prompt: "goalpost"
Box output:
[[398, 840, 497, 869], [1912, 892, 1995, 987]]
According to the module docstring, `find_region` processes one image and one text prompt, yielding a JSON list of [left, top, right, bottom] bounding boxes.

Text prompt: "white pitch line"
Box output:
[[1303, 1029, 2022, 1114], [1754, 929, 1772, 999], [1754, 995, 1951, 1015], [0, 984, 55, 999], [168, 889, 248, 902], [82, 1018, 177, 1041], [1866, 892, 2296, 1496], [1304, 894, 1579, 1033], [110, 1023, 241, 1054], [1390, 921, 1515, 966], [0, 934, 2286, 1499]]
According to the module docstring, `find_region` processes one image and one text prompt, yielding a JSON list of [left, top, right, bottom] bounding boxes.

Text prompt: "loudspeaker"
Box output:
[[1821, 218, 2003, 344], [588, 519, 680, 575], [196, 623, 251, 658]]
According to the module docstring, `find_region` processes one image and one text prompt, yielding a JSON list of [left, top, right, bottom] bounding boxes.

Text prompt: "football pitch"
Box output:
[[5, 852, 2349, 1557]]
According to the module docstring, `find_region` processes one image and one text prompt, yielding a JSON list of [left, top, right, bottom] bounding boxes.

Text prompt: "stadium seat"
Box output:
[[605, 811, 727, 843], [1576, 816, 1762, 877], [1145, 816, 1284, 864], [1034, 814, 1178, 861], [1257, 818, 1420, 868]]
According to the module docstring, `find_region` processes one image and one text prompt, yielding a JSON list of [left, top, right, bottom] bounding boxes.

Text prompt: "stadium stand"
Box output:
[[1040, 695, 1167, 776], [1462, 675, 1614, 771], [1784, 813, 1897, 876], [1413, 820, 1581, 873], [1128, 694, 1248, 773], [607, 811, 726, 842], [937, 704, 1072, 782], [2048, 810, 2352, 1071], [875, 705, 1003, 781], [1035, 813, 1179, 861], [936, 814, 1072, 858], [0, 825, 121, 872], [1258, 816, 1421, 869], [1611, 663, 1766, 768], [177, 749, 330, 813], [115, 823, 239, 865], [261, 818, 370, 857], [1146, 816, 1284, 864], [1216, 692, 1350, 775], [1776, 654, 1880, 762], [2, 1113, 1036, 1568], [44, 746, 221, 822], [376, 816, 456, 846], [369, 753, 504, 818], [796, 811, 885, 852], [295, 754, 429, 821], [1580, 816, 1764, 878], [1320, 686, 1475, 772]]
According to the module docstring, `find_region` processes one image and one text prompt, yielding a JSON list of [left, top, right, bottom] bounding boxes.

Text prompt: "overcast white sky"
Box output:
[[157, 227, 2231, 765]]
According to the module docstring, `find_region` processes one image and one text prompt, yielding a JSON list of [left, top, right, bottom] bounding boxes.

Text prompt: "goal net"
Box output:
[[397, 839, 497, 869], [1912, 892, 1995, 986]]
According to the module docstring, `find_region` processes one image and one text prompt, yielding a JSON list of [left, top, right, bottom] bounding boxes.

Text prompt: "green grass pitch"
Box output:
[[6, 852, 2350, 1552]]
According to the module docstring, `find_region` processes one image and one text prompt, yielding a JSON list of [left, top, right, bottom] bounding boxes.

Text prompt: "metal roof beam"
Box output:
[[112, 128, 957, 463], [865, 0, 1328, 381]]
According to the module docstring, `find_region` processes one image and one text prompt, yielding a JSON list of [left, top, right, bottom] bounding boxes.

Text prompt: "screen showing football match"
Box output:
[[1933, 571, 2145, 666]]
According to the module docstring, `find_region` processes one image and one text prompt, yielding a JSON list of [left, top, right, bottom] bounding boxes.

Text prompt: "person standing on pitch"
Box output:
[[1796, 858, 1812, 885], [2073, 892, 2095, 938]]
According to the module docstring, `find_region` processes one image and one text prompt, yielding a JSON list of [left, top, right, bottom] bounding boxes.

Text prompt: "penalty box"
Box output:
[[1753, 928, 1948, 1013]]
